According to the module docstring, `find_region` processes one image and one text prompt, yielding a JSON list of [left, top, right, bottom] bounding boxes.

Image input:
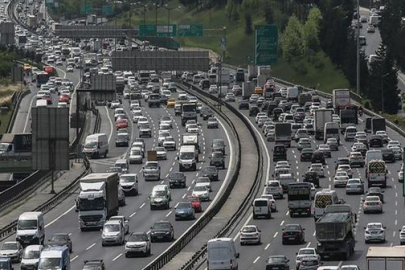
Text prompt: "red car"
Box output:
[[59, 94, 70, 103], [187, 196, 202, 213], [116, 119, 129, 130]]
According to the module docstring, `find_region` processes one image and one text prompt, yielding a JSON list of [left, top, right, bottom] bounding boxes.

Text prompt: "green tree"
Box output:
[[303, 7, 322, 52], [263, 1, 274, 24], [244, 11, 253, 35], [380, 0, 402, 57], [281, 15, 304, 61]]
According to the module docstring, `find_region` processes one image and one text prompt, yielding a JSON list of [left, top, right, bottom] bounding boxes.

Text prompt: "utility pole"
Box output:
[[356, 0, 360, 95], [381, 73, 389, 113]]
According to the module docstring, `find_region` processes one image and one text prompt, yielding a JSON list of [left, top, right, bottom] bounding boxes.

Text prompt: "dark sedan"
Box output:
[[174, 202, 195, 220], [209, 152, 225, 169], [201, 166, 219, 181], [150, 221, 174, 242], [48, 233, 72, 253], [266, 255, 290, 270], [381, 148, 395, 163], [281, 224, 305, 245], [239, 100, 249, 110], [300, 148, 313, 162], [168, 172, 186, 188], [367, 187, 384, 203], [369, 136, 383, 147]]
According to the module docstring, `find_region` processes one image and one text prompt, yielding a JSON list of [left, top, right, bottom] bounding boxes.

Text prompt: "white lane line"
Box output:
[[253, 256, 260, 264], [306, 242, 311, 248], [112, 253, 123, 261], [187, 186, 191, 191], [160, 180, 164, 184], [286, 211, 289, 216], [175, 202, 179, 208], [23, 94, 35, 133], [129, 211, 137, 218], [70, 255, 78, 262], [396, 220, 398, 225], [140, 203, 145, 209], [182, 194, 186, 199], [396, 192, 398, 197], [265, 243, 271, 250], [105, 106, 114, 143], [86, 243, 96, 250], [313, 231, 316, 237], [45, 205, 75, 228], [280, 220, 285, 226], [273, 232, 278, 238], [166, 211, 172, 217]]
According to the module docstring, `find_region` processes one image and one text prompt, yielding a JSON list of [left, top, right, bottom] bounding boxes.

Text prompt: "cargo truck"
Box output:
[[242, 82, 255, 99], [275, 123, 291, 147], [235, 68, 245, 83], [367, 246, 405, 270], [371, 118, 386, 134], [315, 204, 356, 260], [298, 93, 312, 107], [314, 109, 333, 140], [27, 15, 36, 28], [0, 133, 32, 156], [340, 107, 358, 133], [247, 65, 257, 81], [181, 103, 197, 126], [77, 173, 119, 231], [287, 182, 312, 217], [286, 86, 300, 102], [332, 89, 351, 113], [216, 68, 230, 86], [181, 133, 200, 153]]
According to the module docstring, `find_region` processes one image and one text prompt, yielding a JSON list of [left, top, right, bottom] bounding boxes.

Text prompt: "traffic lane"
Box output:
[[359, 8, 382, 57]]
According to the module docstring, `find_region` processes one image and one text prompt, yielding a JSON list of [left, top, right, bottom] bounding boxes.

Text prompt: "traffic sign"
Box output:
[[139, 24, 176, 37], [177, 24, 203, 37], [102, 5, 113, 16], [255, 24, 278, 65], [80, 4, 93, 15]]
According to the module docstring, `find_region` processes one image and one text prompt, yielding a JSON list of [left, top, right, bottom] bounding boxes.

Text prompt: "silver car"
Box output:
[[0, 241, 23, 263], [102, 220, 125, 246], [363, 196, 383, 213], [345, 178, 364, 194], [125, 232, 151, 257]]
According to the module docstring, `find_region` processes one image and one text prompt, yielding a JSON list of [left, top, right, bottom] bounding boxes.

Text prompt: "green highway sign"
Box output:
[[254, 24, 278, 65], [139, 25, 156, 37], [80, 4, 93, 15], [139, 24, 176, 37], [177, 24, 203, 37], [102, 5, 113, 16]]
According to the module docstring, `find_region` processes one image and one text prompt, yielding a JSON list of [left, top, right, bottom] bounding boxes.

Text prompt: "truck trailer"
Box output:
[[367, 246, 405, 270], [314, 109, 333, 140], [275, 123, 291, 147], [0, 133, 32, 156], [332, 89, 351, 113]]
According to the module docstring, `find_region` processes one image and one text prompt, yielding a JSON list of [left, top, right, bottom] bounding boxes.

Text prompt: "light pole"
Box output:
[[356, 0, 360, 95], [161, 5, 179, 48], [135, 2, 148, 25], [381, 73, 389, 113]]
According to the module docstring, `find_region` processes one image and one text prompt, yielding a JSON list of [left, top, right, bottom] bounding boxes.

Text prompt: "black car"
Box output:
[[326, 99, 333, 108], [209, 152, 225, 169], [249, 105, 260, 116], [115, 134, 129, 147], [272, 108, 283, 121], [281, 224, 305, 244], [150, 221, 174, 242], [261, 101, 270, 112], [199, 79, 210, 89], [311, 151, 326, 165], [273, 145, 287, 162], [212, 139, 226, 154], [83, 260, 105, 270], [168, 172, 186, 188], [303, 171, 319, 188], [265, 255, 290, 270], [201, 166, 219, 181], [367, 187, 384, 203], [239, 100, 249, 110], [381, 148, 395, 163], [368, 135, 383, 147], [200, 106, 214, 120], [48, 233, 73, 253], [300, 148, 313, 162]]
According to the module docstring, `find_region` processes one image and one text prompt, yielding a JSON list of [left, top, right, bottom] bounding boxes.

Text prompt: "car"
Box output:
[[300, 148, 314, 162], [376, 130, 389, 143], [335, 157, 350, 170], [333, 171, 349, 187], [351, 142, 368, 156], [116, 119, 129, 130], [125, 232, 151, 257], [139, 123, 152, 138], [326, 138, 339, 151], [309, 163, 325, 178], [239, 100, 249, 110], [159, 115, 173, 128], [349, 152, 365, 167], [207, 117, 219, 129], [340, 266, 360, 270], [260, 193, 277, 212], [109, 166, 123, 176], [303, 171, 319, 188], [388, 140, 401, 148], [158, 131, 171, 146], [224, 93, 236, 102], [128, 147, 143, 164], [20, 244, 43, 270], [209, 151, 226, 169], [345, 178, 364, 194], [208, 85, 218, 94], [175, 202, 195, 220], [317, 144, 331, 158], [168, 172, 186, 188], [0, 241, 23, 262], [115, 133, 129, 147], [159, 122, 171, 131], [337, 164, 353, 178], [264, 180, 284, 199], [109, 216, 129, 235], [240, 225, 261, 245], [311, 151, 326, 165], [119, 174, 138, 195], [363, 196, 383, 213], [192, 184, 210, 201], [196, 177, 212, 192], [297, 138, 312, 151], [201, 166, 219, 181], [368, 135, 383, 147], [163, 136, 176, 151], [265, 255, 290, 270], [47, 233, 73, 253], [398, 225, 405, 245], [366, 187, 385, 203], [59, 94, 70, 103], [381, 148, 396, 163], [298, 257, 321, 270], [364, 222, 386, 244], [150, 221, 174, 242], [399, 166, 404, 182], [390, 146, 403, 160], [66, 65, 74, 72], [155, 146, 167, 160], [282, 224, 305, 245], [167, 98, 176, 108], [186, 124, 199, 133], [82, 260, 106, 270], [295, 248, 320, 269], [367, 24, 375, 32], [249, 105, 260, 116], [110, 100, 121, 109]]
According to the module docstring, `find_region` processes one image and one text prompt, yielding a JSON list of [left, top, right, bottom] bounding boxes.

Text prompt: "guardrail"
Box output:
[[5, 89, 30, 133]]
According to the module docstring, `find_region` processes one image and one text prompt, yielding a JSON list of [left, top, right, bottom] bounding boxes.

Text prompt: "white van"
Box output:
[[365, 149, 382, 165], [252, 198, 271, 219], [82, 133, 109, 158], [16, 212, 45, 246], [344, 126, 357, 141], [314, 189, 339, 220], [207, 238, 239, 270], [38, 246, 70, 270], [21, 245, 43, 269], [179, 145, 198, 171], [369, 15, 381, 26]]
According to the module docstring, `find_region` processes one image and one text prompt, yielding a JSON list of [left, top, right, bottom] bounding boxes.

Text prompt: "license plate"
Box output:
[[289, 237, 295, 240], [24, 240, 30, 243]]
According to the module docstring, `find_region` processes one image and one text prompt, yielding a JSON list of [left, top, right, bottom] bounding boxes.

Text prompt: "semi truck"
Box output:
[[287, 182, 312, 217], [371, 118, 386, 134], [0, 133, 32, 156], [340, 107, 358, 133], [332, 89, 351, 113], [216, 68, 230, 86], [181, 133, 200, 153], [242, 81, 255, 99], [181, 102, 197, 126], [367, 246, 405, 270], [314, 109, 333, 140], [77, 173, 119, 231], [247, 65, 257, 81], [275, 123, 291, 147], [315, 204, 356, 259]]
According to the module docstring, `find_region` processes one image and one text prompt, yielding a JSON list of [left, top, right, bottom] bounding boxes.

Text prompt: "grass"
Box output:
[[382, 114, 405, 131], [112, 0, 350, 91], [0, 83, 23, 134], [0, 110, 12, 134]]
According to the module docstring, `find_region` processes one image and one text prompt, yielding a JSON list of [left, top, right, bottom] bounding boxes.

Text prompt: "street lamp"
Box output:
[[161, 5, 180, 48], [134, 2, 148, 25], [356, 0, 360, 95], [381, 73, 389, 113]]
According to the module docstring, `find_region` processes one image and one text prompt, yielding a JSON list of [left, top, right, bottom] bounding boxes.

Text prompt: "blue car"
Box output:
[[0, 258, 13, 270], [175, 202, 195, 220]]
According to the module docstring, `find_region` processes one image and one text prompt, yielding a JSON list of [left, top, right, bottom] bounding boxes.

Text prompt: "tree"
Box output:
[[379, 0, 402, 57], [244, 12, 253, 35], [303, 7, 322, 52], [263, 1, 274, 24], [281, 15, 304, 61]]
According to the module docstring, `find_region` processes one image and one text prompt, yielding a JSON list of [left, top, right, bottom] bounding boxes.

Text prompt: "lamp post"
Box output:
[[161, 5, 178, 48], [381, 73, 389, 113], [135, 2, 148, 25], [356, 0, 360, 95]]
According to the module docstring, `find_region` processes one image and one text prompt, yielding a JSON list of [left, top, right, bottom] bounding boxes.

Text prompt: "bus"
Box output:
[[314, 189, 339, 220], [33, 71, 49, 87]]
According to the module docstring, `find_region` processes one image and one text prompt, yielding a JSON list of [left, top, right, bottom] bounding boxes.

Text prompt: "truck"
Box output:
[[366, 247, 405, 270], [314, 109, 333, 140], [371, 118, 386, 134], [181, 133, 200, 153], [332, 89, 351, 113], [247, 65, 257, 81], [286, 86, 300, 102], [367, 159, 387, 188], [142, 161, 160, 180], [275, 123, 291, 147], [315, 204, 356, 260], [27, 15, 36, 28], [0, 133, 32, 156], [242, 81, 255, 99], [77, 173, 119, 231], [287, 182, 312, 217], [340, 107, 358, 133], [298, 93, 312, 107], [86, 14, 96, 25], [216, 68, 230, 86], [235, 68, 245, 83], [181, 102, 197, 126]]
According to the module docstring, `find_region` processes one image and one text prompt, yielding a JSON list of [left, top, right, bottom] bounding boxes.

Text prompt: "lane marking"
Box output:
[[112, 253, 122, 261], [86, 243, 95, 250], [306, 242, 311, 248], [140, 203, 145, 209], [23, 94, 35, 132], [45, 205, 75, 228], [129, 211, 137, 218], [70, 255, 78, 262], [105, 106, 114, 143], [280, 220, 285, 226], [273, 232, 278, 238], [265, 243, 271, 250], [253, 256, 260, 264], [166, 211, 172, 217]]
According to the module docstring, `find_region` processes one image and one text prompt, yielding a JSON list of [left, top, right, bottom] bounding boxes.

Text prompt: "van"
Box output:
[[21, 244, 43, 270], [344, 126, 357, 141], [179, 145, 198, 171], [207, 238, 239, 270], [150, 185, 171, 210], [16, 212, 45, 246], [365, 149, 382, 165], [37, 246, 70, 270], [252, 198, 271, 219], [369, 15, 381, 26], [115, 159, 129, 173], [314, 189, 339, 220], [82, 133, 108, 158]]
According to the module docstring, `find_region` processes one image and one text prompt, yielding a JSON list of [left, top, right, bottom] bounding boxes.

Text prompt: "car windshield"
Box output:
[[267, 182, 279, 187], [302, 259, 318, 266], [23, 249, 41, 259], [285, 225, 301, 231], [194, 186, 207, 192], [117, 134, 127, 140], [212, 152, 223, 158], [267, 257, 286, 263], [299, 249, 314, 255], [120, 175, 136, 183], [177, 203, 191, 209], [153, 223, 170, 230], [103, 224, 120, 232], [18, 219, 37, 230], [38, 258, 61, 269], [146, 163, 158, 169], [50, 235, 66, 241], [1, 243, 17, 250], [197, 177, 210, 183], [203, 167, 217, 173], [130, 150, 141, 155], [170, 173, 184, 180], [128, 233, 148, 242], [367, 224, 382, 230], [84, 141, 98, 148], [366, 196, 380, 202]]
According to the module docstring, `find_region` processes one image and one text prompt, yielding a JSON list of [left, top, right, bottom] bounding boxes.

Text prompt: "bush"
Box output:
[[364, 101, 370, 109]]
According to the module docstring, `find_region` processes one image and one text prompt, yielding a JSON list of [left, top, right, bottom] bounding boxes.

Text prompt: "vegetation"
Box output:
[[0, 110, 12, 134]]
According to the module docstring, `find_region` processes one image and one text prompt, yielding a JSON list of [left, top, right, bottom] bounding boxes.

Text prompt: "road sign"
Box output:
[[102, 5, 113, 16], [255, 24, 278, 65], [220, 37, 226, 51], [139, 24, 176, 37], [177, 24, 203, 37], [80, 4, 93, 15]]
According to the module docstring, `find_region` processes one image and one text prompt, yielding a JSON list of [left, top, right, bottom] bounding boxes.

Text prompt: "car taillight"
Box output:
[[283, 232, 288, 236]]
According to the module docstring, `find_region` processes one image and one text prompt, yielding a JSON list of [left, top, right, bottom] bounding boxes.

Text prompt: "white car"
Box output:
[[224, 93, 236, 102], [109, 216, 129, 234], [260, 193, 277, 212], [155, 147, 167, 160], [66, 65, 74, 72], [333, 171, 349, 187], [0, 241, 23, 263], [309, 163, 325, 178], [137, 117, 149, 127], [158, 131, 171, 146], [132, 111, 143, 123], [159, 116, 173, 128], [196, 177, 212, 192], [364, 222, 386, 243], [159, 122, 171, 131], [340, 266, 360, 270], [192, 184, 210, 201], [186, 124, 199, 133], [376, 130, 389, 142], [125, 232, 151, 257], [208, 85, 218, 94], [239, 225, 261, 245], [255, 112, 267, 123], [337, 164, 353, 178], [399, 225, 405, 245], [162, 136, 176, 151], [264, 180, 283, 199], [388, 140, 401, 148], [295, 248, 320, 269]]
